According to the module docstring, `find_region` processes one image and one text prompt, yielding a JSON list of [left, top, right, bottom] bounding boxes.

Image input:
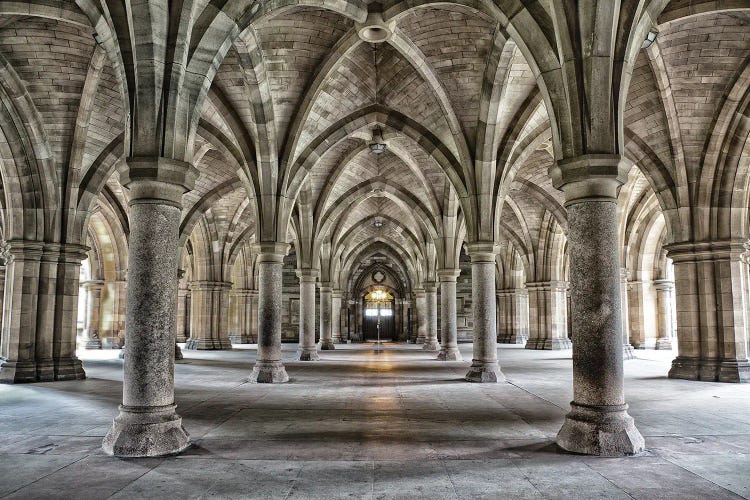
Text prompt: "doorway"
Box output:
[[362, 289, 394, 341]]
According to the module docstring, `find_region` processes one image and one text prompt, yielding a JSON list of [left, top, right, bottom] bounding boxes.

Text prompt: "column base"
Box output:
[[320, 339, 336, 350], [718, 361, 750, 383], [415, 336, 426, 344], [174, 344, 183, 361], [54, 358, 86, 381], [118, 348, 126, 359], [542, 338, 572, 350], [229, 334, 254, 344], [498, 333, 527, 344], [623, 344, 636, 360], [175, 335, 188, 343], [0, 360, 38, 383], [422, 340, 440, 352], [249, 361, 289, 383], [83, 339, 102, 349], [654, 338, 672, 350], [437, 348, 463, 361], [668, 356, 700, 380], [184, 338, 233, 350], [332, 336, 344, 344], [465, 360, 504, 383], [298, 348, 320, 361], [524, 338, 545, 350], [36, 360, 55, 382], [102, 404, 190, 458], [557, 402, 644, 457]]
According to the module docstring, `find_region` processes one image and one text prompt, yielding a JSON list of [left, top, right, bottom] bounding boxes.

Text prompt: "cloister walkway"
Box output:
[[0, 344, 748, 499]]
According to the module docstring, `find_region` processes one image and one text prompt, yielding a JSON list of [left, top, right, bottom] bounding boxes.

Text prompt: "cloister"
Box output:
[[1, 0, 750, 497]]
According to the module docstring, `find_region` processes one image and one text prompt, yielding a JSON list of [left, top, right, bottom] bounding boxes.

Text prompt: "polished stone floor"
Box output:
[[0, 343, 749, 499]]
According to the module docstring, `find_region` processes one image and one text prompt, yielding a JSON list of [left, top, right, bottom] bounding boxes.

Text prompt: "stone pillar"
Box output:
[[319, 286, 334, 350], [185, 281, 232, 350], [653, 279, 674, 350], [621, 269, 636, 359], [249, 290, 258, 343], [297, 270, 319, 360], [422, 282, 439, 351], [525, 281, 571, 350], [553, 155, 644, 456], [229, 289, 254, 344], [0, 241, 86, 381], [80, 280, 104, 349], [437, 270, 462, 360], [414, 288, 426, 344], [54, 245, 89, 380], [497, 288, 529, 344], [103, 159, 195, 457], [465, 242, 504, 383], [175, 287, 189, 343], [331, 290, 343, 343], [666, 241, 750, 382], [249, 243, 290, 383]]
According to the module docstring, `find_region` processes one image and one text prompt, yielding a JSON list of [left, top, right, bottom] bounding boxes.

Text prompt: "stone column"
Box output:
[[297, 269, 319, 360], [437, 270, 462, 360], [80, 280, 104, 349], [175, 287, 189, 343], [525, 281, 571, 350], [653, 279, 674, 350], [666, 241, 750, 382], [620, 269, 636, 359], [228, 289, 254, 344], [103, 158, 195, 457], [331, 290, 343, 343], [185, 281, 232, 350], [53, 244, 88, 380], [465, 242, 504, 383], [319, 285, 334, 350], [423, 282, 439, 351], [249, 243, 290, 383], [497, 288, 529, 344], [249, 289, 258, 343], [414, 288, 426, 344], [0, 241, 44, 382], [553, 155, 644, 456]]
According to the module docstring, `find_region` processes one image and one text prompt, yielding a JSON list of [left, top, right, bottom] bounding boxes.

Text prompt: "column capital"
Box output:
[[256, 242, 290, 263], [120, 157, 199, 207], [414, 288, 426, 298], [319, 285, 333, 294], [296, 268, 319, 282], [190, 280, 232, 291], [652, 279, 675, 292], [437, 269, 460, 281], [331, 289, 343, 299], [423, 281, 437, 293], [550, 154, 630, 204], [465, 241, 498, 262], [3, 239, 45, 262], [664, 240, 749, 262]]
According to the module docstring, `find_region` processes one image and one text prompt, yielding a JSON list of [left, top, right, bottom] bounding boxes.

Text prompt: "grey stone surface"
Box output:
[[557, 193, 644, 456], [437, 270, 462, 361], [1, 345, 749, 498], [297, 271, 320, 361], [422, 282, 440, 352], [250, 245, 290, 383], [102, 178, 191, 458], [465, 244, 504, 383]]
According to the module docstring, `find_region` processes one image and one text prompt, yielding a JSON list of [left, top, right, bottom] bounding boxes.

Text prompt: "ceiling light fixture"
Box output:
[[369, 127, 386, 154], [642, 28, 658, 49], [368, 43, 387, 154]]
